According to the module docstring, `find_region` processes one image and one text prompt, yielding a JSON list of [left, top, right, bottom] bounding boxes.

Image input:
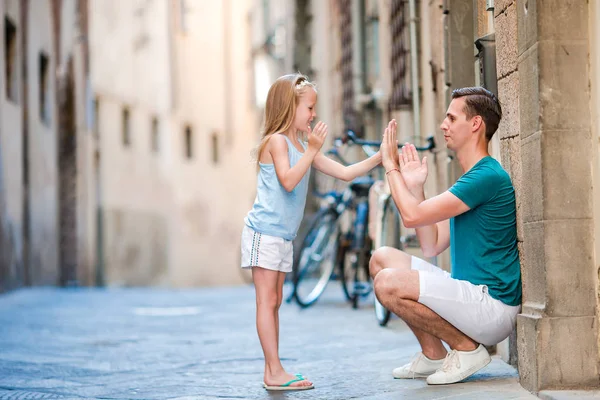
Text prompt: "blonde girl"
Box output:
[[242, 73, 381, 391]]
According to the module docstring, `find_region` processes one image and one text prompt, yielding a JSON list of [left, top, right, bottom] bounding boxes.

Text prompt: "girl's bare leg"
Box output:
[[253, 267, 312, 387]]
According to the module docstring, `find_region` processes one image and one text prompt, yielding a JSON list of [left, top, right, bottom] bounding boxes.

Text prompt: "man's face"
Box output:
[[440, 98, 473, 151]]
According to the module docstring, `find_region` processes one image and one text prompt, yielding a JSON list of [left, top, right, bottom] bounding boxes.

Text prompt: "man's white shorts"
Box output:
[[412, 256, 521, 346], [240, 225, 293, 273]]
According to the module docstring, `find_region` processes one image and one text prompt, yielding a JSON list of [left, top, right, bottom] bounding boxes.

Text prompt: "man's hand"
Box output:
[[400, 143, 428, 193], [381, 120, 400, 172]]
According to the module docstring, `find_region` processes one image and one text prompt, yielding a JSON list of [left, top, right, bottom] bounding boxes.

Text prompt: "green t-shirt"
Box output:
[[448, 156, 522, 306]]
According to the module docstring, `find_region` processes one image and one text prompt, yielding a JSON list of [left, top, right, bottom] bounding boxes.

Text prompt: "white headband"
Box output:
[[295, 80, 311, 90]]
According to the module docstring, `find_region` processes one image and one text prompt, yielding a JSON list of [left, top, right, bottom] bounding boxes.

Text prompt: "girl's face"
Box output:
[[293, 88, 317, 132]]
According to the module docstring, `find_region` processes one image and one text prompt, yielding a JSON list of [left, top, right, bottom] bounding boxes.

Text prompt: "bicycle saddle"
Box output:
[[349, 176, 375, 196]]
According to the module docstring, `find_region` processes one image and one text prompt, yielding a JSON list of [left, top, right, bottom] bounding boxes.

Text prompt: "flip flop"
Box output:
[[263, 374, 314, 391]]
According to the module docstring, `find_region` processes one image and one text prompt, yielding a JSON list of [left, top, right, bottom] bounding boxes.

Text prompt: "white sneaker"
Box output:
[[392, 352, 445, 379], [426, 344, 491, 385]]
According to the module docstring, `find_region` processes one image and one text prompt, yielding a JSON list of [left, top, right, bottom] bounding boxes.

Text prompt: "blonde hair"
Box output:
[[254, 73, 317, 166]]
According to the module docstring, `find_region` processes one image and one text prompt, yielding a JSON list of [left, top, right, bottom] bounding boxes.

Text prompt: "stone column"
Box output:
[[515, 0, 599, 391]]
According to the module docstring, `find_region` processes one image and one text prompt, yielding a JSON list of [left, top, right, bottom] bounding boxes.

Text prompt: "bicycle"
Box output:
[[292, 131, 435, 311], [291, 133, 378, 308], [371, 135, 436, 326]]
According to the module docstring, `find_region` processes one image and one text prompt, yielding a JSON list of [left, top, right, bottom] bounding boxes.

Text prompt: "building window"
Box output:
[[122, 107, 130, 146], [184, 126, 193, 159], [178, 0, 188, 33], [294, 0, 312, 75], [151, 117, 159, 153], [39, 52, 50, 124], [4, 16, 18, 102], [211, 133, 219, 164], [262, 0, 270, 32], [93, 97, 100, 138], [364, 0, 380, 88], [339, 0, 357, 132], [389, 0, 412, 109]]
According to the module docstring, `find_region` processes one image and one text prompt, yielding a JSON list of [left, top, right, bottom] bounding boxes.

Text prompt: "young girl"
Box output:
[[241, 73, 382, 391]]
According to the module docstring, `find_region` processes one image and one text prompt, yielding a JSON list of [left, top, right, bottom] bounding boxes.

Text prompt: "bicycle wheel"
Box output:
[[293, 208, 339, 308], [286, 211, 321, 303], [340, 238, 372, 309], [340, 203, 372, 309], [374, 196, 400, 326]]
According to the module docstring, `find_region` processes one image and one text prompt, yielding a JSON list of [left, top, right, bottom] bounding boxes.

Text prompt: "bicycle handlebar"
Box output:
[[342, 130, 436, 152]]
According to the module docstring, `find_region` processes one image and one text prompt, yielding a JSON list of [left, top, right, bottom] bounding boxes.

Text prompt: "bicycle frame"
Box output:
[[368, 131, 437, 325]]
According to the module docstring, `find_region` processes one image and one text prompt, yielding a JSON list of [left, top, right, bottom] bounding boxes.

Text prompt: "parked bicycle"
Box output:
[[372, 135, 436, 326], [291, 132, 377, 308], [290, 131, 436, 312]]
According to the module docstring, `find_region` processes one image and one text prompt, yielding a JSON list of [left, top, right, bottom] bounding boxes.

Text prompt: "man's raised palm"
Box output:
[[400, 144, 428, 192]]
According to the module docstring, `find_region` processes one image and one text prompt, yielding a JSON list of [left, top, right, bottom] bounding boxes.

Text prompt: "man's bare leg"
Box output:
[[369, 248, 476, 357], [373, 268, 477, 351]]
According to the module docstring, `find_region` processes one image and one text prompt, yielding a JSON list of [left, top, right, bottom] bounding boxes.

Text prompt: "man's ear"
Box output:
[[472, 115, 484, 133]]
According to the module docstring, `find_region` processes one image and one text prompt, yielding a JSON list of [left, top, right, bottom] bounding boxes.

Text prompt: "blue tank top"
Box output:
[[244, 135, 310, 241]]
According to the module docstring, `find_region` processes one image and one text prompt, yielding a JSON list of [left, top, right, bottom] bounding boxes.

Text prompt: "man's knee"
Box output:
[[374, 268, 420, 304], [373, 268, 395, 300], [369, 246, 411, 279], [369, 247, 386, 278]]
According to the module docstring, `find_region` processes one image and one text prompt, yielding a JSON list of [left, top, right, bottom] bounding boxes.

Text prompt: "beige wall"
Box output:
[[169, 0, 257, 286], [591, 0, 600, 368], [507, 0, 599, 391], [26, 1, 60, 285], [89, 0, 173, 285], [57, 0, 93, 285], [1, 0, 93, 289], [0, 0, 24, 286], [90, 0, 258, 287]]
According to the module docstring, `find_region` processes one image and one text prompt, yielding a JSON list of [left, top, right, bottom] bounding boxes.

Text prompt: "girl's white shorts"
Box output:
[[240, 225, 293, 273], [412, 256, 521, 346]]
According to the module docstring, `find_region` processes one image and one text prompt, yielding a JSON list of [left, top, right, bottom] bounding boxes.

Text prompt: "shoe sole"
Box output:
[[426, 357, 492, 385], [264, 384, 314, 391], [393, 372, 432, 379]]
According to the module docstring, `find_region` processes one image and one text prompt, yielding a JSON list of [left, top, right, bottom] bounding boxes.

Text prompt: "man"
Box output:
[[372, 87, 521, 385]]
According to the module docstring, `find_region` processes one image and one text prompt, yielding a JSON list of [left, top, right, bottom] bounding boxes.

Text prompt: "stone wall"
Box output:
[[504, 0, 600, 391]]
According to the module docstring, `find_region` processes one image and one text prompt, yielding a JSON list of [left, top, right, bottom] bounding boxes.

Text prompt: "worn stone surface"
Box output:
[[537, 316, 599, 389], [539, 390, 600, 400], [520, 132, 543, 223], [541, 130, 593, 221], [537, 42, 591, 133], [498, 71, 520, 140], [496, 2, 518, 78], [544, 219, 596, 318], [500, 135, 523, 242], [495, 0, 515, 17], [521, 221, 545, 306], [516, 0, 588, 52], [517, 313, 540, 393], [0, 285, 539, 399], [517, 44, 540, 140]]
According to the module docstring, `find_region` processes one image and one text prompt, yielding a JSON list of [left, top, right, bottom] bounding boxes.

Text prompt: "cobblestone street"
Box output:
[[0, 284, 539, 399]]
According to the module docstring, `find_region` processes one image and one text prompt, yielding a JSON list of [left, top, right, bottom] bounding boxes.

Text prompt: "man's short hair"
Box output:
[[451, 87, 502, 141]]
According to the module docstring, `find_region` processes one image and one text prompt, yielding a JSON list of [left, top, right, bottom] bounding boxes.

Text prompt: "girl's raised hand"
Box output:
[[381, 120, 400, 171], [307, 121, 328, 152]]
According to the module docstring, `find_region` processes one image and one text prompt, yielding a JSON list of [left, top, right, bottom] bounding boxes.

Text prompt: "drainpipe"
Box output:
[[351, 0, 366, 113], [487, 0, 495, 31], [408, 0, 421, 143]]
